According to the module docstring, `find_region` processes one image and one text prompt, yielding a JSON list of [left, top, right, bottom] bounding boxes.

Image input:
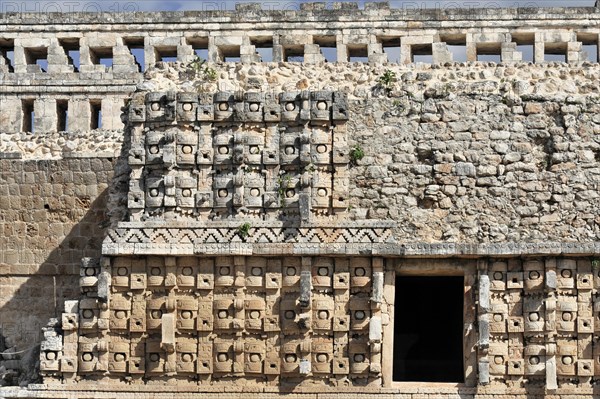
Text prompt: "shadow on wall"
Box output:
[[0, 97, 131, 386], [0, 166, 113, 386]]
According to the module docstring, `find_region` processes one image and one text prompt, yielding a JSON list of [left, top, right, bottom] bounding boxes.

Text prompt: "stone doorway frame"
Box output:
[[383, 258, 478, 388]]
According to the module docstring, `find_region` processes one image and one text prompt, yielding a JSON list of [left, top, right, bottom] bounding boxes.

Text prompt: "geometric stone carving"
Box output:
[[484, 258, 596, 387], [41, 255, 384, 387], [126, 90, 349, 223]]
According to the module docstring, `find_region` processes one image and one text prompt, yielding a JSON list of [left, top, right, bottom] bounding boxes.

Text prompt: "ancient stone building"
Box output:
[[2, 3, 600, 398]]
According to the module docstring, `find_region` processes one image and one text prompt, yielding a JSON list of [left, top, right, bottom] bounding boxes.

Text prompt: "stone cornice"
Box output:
[[0, 7, 599, 28]]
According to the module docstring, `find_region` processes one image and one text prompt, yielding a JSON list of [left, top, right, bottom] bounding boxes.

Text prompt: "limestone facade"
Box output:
[[2, 4, 600, 399]]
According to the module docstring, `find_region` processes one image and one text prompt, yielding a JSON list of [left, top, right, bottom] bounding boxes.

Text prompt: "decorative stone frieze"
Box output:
[[39, 88, 391, 390], [40, 254, 386, 388], [126, 90, 349, 223]]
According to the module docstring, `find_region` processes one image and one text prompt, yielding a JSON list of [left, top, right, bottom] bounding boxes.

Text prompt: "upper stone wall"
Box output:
[[3, 58, 600, 243], [0, 5, 597, 67], [1, 5, 600, 135], [98, 60, 600, 247]]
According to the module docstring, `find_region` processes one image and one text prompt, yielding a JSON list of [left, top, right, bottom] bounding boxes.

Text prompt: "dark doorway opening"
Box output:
[[393, 275, 464, 383]]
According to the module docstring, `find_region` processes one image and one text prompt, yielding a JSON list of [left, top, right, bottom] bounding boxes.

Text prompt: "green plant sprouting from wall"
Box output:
[[349, 145, 365, 165], [378, 69, 397, 91], [204, 68, 218, 81], [187, 55, 218, 89], [238, 222, 252, 239]]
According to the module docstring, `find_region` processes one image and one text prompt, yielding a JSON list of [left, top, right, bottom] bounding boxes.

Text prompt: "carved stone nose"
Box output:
[[160, 313, 175, 354]]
